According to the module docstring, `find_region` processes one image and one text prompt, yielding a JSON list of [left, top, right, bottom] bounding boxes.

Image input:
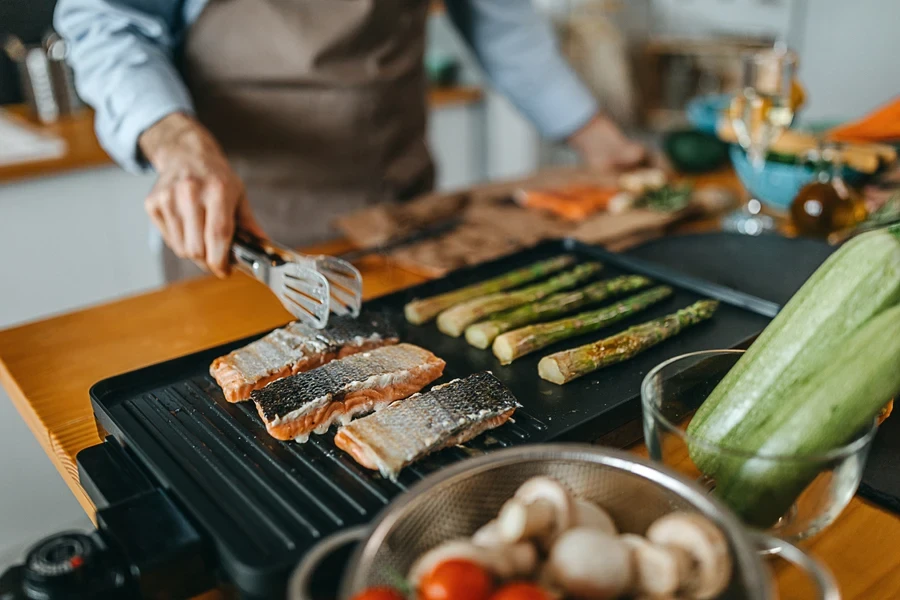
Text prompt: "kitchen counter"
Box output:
[[2, 206, 900, 598], [0, 106, 110, 184]]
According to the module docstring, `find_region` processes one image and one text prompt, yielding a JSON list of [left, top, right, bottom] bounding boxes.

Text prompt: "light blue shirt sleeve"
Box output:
[[54, 0, 195, 173], [445, 0, 599, 140]]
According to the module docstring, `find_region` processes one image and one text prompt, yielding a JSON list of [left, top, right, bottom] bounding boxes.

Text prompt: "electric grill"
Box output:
[[1, 239, 781, 599]]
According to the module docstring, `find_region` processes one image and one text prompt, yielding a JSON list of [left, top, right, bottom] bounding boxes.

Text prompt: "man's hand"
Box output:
[[568, 114, 648, 173], [139, 113, 265, 278]]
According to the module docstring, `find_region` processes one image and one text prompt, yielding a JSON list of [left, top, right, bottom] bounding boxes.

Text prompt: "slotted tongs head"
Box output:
[[231, 231, 331, 328], [257, 239, 363, 318]]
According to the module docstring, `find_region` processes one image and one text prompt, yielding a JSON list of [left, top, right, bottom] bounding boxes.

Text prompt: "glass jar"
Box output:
[[641, 350, 878, 545]]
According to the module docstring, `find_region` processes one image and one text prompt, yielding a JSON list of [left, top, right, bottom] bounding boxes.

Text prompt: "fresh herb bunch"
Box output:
[[637, 184, 693, 213]]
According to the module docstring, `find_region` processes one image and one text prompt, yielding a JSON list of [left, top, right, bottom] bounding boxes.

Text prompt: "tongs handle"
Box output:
[[231, 230, 281, 281]]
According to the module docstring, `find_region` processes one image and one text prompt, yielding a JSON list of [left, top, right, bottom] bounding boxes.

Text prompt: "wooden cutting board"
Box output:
[[334, 167, 709, 276]]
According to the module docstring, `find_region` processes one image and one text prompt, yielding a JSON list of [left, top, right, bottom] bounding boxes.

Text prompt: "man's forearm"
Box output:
[[138, 113, 202, 171], [139, 113, 216, 173]]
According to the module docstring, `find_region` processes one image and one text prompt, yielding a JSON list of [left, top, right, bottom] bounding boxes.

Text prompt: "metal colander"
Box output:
[[339, 444, 772, 599]]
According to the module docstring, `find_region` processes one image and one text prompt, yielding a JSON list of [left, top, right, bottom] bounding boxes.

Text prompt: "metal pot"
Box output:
[[290, 445, 839, 600]]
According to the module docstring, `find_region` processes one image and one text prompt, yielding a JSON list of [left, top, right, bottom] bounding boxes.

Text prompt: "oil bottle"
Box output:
[[790, 142, 867, 238]]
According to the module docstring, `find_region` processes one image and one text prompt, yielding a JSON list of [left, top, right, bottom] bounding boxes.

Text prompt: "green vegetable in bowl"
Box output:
[[686, 224, 900, 527], [713, 301, 900, 527]]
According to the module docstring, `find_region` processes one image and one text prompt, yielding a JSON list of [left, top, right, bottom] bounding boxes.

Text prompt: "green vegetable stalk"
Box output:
[[491, 286, 674, 365], [464, 275, 652, 349], [538, 299, 718, 384], [404, 255, 575, 325], [436, 262, 603, 337]]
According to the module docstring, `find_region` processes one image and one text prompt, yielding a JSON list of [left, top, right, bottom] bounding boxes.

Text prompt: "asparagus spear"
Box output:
[[437, 262, 603, 337], [464, 275, 652, 349], [492, 286, 674, 364], [404, 255, 575, 325], [538, 300, 719, 385]]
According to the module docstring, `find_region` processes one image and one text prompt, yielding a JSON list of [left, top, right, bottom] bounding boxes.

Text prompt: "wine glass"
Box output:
[[723, 47, 798, 235]]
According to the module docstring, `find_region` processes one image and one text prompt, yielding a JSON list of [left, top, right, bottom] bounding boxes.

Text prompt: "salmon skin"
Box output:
[[334, 372, 520, 479], [251, 343, 446, 442], [210, 313, 398, 403]]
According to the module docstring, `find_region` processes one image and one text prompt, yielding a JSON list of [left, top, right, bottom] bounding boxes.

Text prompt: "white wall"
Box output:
[[0, 168, 160, 328], [798, 0, 900, 123], [429, 105, 487, 189]]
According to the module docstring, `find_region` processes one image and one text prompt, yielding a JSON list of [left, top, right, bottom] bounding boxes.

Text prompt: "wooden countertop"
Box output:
[[2, 197, 900, 598], [0, 106, 111, 184], [0, 86, 483, 185]]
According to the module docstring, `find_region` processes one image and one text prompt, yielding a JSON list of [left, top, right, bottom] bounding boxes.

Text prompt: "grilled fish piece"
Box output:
[[252, 343, 445, 441], [334, 372, 520, 479], [210, 313, 397, 403]]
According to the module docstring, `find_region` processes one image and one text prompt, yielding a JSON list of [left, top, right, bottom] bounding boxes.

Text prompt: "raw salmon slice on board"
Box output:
[[251, 343, 446, 442], [334, 372, 519, 479], [210, 313, 398, 403]]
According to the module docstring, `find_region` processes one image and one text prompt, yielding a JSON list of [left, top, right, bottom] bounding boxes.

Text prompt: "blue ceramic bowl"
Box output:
[[729, 146, 813, 212], [730, 146, 869, 212], [687, 93, 874, 211]]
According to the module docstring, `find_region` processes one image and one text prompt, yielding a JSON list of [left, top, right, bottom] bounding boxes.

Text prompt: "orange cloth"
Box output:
[[828, 96, 900, 143]]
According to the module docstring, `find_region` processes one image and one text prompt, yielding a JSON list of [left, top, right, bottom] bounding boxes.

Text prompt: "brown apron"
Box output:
[[163, 0, 434, 281]]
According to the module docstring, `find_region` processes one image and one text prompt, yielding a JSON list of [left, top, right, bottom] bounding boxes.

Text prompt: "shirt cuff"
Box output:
[[95, 66, 195, 173], [524, 72, 599, 141]]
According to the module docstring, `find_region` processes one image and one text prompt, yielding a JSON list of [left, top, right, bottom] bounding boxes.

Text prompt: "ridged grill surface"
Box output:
[[108, 372, 548, 574]]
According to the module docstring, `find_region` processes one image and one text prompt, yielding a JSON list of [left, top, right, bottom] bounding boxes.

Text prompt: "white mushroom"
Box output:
[[408, 539, 538, 586], [573, 500, 617, 535], [620, 534, 693, 597], [472, 520, 502, 548], [646, 512, 732, 600], [544, 527, 633, 599], [497, 477, 575, 546], [501, 542, 540, 578]]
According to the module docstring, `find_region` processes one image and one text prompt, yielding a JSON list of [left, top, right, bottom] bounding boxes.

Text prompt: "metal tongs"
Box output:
[[231, 231, 362, 328]]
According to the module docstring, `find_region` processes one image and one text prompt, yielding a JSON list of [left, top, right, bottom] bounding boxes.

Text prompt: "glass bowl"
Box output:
[[641, 349, 877, 545]]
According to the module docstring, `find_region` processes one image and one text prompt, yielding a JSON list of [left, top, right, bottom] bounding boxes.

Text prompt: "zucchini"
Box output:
[[711, 302, 900, 527], [687, 225, 900, 462]]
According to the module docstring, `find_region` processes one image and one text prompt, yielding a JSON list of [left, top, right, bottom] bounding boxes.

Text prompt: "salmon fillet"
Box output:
[[210, 314, 397, 403], [251, 344, 446, 442], [334, 372, 519, 479]]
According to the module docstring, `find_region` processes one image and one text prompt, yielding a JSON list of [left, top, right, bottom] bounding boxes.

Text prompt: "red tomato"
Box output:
[[350, 586, 406, 600], [488, 582, 554, 600], [419, 559, 494, 600]]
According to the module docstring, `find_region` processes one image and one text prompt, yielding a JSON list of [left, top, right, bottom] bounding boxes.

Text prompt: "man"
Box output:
[[56, 0, 646, 281]]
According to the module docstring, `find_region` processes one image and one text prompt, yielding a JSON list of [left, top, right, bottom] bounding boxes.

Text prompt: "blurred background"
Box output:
[[1, 0, 898, 562]]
